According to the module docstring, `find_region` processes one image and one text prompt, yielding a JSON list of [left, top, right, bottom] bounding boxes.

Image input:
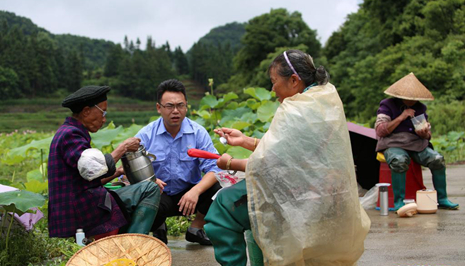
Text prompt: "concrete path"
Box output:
[[167, 165, 465, 266]]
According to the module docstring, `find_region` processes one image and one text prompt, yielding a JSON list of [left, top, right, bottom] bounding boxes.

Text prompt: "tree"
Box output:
[[0, 66, 20, 98], [173, 46, 189, 75], [66, 50, 83, 92], [231, 8, 321, 90], [104, 44, 124, 77], [323, 0, 465, 131], [33, 32, 58, 95]]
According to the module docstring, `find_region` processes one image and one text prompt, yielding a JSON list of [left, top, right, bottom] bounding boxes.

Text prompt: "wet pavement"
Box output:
[[167, 165, 465, 266]]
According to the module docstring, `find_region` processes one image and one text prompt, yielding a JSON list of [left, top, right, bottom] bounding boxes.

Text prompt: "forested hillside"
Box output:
[[323, 0, 465, 131], [217, 8, 321, 95], [0, 11, 115, 69], [188, 22, 245, 89], [0, 1, 464, 134], [0, 11, 244, 101]]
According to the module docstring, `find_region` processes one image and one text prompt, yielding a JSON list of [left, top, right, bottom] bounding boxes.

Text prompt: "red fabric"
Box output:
[[93, 229, 119, 240]]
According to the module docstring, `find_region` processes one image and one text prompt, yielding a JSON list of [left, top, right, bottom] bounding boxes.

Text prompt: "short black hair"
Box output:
[[157, 79, 187, 103]]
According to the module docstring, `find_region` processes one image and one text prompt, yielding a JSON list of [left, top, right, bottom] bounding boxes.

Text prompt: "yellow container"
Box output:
[[416, 190, 438, 214]]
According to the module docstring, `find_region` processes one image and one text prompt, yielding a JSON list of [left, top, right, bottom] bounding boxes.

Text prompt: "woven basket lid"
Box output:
[[66, 233, 171, 266], [384, 72, 434, 101]]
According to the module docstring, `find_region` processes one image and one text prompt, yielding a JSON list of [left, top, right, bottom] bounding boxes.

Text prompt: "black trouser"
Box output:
[[151, 182, 222, 231]]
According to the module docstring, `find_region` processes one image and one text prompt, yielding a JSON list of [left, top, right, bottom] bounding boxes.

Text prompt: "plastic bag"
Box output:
[[359, 185, 379, 210], [214, 171, 239, 187], [246, 83, 370, 266], [77, 148, 108, 181], [212, 171, 245, 200]]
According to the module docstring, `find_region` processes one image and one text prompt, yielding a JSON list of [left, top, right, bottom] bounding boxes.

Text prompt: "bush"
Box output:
[[0, 217, 79, 266], [427, 97, 465, 136]]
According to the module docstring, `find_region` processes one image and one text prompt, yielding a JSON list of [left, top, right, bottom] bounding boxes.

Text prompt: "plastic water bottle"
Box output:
[[76, 228, 85, 246]]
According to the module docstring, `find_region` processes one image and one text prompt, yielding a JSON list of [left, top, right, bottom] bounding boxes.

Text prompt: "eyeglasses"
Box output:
[[94, 105, 107, 117], [159, 102, 187, 111]]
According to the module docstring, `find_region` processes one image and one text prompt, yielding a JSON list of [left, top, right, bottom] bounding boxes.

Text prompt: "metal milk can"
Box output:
[[121, 145, 156, 184]]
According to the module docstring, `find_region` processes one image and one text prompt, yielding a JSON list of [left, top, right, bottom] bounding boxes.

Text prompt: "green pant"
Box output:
[[114, 181, 160, 234], [384, 147, 445, 173], [204, 180, 263, 266], [384, 147, 458, 210], [114, 180, 160, 212]]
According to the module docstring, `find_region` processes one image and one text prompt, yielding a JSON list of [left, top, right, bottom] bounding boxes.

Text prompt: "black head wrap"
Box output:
[[62, 86, 111, 113]]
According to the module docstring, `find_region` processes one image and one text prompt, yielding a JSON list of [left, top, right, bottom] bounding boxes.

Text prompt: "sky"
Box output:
[[0, 0, 361, 52]]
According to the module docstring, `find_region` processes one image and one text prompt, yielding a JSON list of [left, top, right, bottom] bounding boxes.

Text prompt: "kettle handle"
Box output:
[[145, 152, 156, 162]]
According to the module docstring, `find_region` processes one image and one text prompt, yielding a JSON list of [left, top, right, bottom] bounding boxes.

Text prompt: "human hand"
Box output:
[[119, 175, 131, 186], [217, 153, 233, 170], [214, 128, 245, 147], [415, 122, 431, 139], [115, 166, 125, 176], [122, 137, 141, 152], [400, 109, 416, 121], [178, 189, 199, 216], [155, 178, 167, 194]]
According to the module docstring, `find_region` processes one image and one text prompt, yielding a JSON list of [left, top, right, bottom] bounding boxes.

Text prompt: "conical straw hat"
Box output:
[[66, 233, 171, 266], [384, 72, 434, 101]]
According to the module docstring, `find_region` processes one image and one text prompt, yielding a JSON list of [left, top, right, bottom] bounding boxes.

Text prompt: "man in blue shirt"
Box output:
[[136, 79, 221, 245]]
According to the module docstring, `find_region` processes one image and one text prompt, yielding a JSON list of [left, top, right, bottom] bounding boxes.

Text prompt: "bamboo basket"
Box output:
[[66, 233, 171, 266]]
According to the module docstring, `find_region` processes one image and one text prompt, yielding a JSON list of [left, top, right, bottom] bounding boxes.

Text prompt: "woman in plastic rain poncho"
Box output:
[[204, 49, 371, 266]]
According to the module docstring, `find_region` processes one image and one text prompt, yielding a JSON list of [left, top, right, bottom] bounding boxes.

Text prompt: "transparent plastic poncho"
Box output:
[[246, 83, 371, 266]]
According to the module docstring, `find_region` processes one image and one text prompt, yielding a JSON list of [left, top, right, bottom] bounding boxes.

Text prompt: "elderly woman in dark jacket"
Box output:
[[48, 85, 160, 239]]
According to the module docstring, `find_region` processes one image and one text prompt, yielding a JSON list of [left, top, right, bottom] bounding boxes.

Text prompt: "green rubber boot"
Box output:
[[126, 206, 158, 235], [391, 170, 406, 211], [432, 168, 459, 210]]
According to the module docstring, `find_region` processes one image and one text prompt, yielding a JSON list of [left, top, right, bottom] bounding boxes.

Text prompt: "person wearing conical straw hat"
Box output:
[[375, 73, 459, 211]]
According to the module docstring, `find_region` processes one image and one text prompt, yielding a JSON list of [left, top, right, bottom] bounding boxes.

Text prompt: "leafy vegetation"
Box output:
[[220, 8, 321, 95], [0, 87, 463, 265], [0, 10, 115, 69], [323, 0, 465, 128], [188, 22, 245, 90], [0, 2, 464, 264]]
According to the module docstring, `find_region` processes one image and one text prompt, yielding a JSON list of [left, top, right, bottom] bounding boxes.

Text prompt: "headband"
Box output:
[[283, 51, 301, 80]]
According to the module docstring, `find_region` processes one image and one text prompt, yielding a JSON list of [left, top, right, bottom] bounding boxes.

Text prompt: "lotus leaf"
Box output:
[[0, 190, 45, 216]]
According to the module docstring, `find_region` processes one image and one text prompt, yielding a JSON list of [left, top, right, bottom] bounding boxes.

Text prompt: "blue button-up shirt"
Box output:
[[136, 117, 221, 195]]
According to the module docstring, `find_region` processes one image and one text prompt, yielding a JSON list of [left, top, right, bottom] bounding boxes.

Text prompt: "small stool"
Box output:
[[376, 153, 426, 210]]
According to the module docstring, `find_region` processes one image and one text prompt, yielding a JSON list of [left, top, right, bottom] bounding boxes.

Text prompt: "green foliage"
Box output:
[[109, 37, 176, 101], [0, 89, 463, 265], [166, 216, 191, 237], [430, 131, 465, 163], [0, 190, 45, 252], [0, 190, 45, 215], [324, 0, 465, 128], [230, 8, 321, 92], [0, 217, 79, 266], [0, 66, 19, 98], [195, 22, 245, 52], [188, 22, 245, 91], [0, 16, 84, 98], [427, 96, 465, 135], [191, 87, 276, 158]]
